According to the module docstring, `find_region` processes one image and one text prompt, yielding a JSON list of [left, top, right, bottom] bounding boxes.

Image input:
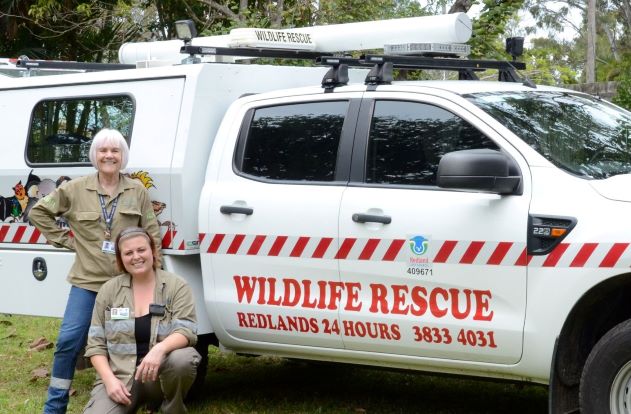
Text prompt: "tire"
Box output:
[[580, 319, 631, 414]]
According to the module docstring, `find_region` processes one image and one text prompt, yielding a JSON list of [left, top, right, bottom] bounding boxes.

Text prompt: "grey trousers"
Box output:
[[83, 347, 201, 414]]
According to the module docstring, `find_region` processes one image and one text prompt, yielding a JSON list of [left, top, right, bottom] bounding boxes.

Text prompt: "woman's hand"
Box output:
[[91, 354, 131, 405], [103, 376, 132, 406], [135, 342, 167, 383]]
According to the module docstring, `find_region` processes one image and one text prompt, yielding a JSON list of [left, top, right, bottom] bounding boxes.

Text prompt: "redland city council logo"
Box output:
[[409, 235, 429, 256]]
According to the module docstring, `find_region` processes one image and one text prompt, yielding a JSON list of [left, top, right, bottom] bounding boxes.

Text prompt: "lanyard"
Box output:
[[98, 194, 120, 240]]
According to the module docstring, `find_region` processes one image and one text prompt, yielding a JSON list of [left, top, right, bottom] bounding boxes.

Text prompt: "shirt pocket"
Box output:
[[118, 208, 142, 229], [76, 211, 101, 241]]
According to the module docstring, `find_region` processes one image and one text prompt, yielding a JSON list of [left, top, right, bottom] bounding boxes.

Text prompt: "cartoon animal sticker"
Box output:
[[128, 170, 173, 229], [0, 171, 70, 223]]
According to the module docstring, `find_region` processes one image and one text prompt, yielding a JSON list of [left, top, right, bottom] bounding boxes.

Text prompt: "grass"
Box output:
[[0, 314, 548, 413]]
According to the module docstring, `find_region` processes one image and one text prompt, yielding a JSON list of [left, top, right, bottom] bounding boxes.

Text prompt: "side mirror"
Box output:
[[437, 149, 521, 195]]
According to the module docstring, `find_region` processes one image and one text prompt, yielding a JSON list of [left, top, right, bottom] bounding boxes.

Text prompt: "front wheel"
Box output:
[[580, 319, 631, 413]]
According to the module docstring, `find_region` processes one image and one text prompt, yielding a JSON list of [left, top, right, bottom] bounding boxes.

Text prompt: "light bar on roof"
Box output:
[[384, 43, 471, 57]]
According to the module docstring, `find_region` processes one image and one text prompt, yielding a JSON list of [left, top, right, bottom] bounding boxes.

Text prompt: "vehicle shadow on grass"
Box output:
[[187, 350, 548, 414]]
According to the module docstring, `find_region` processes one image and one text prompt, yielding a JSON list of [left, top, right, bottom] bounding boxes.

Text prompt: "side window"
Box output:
[[27, 95, 134, 165], [240, 101, 348, 182], [366, 100, 498, 186]]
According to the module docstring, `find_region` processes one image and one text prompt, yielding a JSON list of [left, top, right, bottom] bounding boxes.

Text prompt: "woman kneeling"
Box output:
[[83, 227, 201, 414]]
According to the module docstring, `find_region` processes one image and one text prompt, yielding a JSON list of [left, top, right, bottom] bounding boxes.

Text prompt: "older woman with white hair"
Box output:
[[29, 128, 161, 414]]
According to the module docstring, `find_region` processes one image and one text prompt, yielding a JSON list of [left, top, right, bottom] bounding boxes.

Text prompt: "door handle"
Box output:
[[352, 213, 391, 225], [220, 205, 254, 215]]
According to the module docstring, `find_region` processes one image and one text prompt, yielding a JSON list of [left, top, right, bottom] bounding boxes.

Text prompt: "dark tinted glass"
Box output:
[[468, 91, 631, 179], [28, 96, 133, 164], [366, 100, 498, 186], [242, 101, 348, 181]]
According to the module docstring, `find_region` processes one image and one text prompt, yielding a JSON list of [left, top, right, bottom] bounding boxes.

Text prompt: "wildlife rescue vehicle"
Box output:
[[1, 13, 631, 414]]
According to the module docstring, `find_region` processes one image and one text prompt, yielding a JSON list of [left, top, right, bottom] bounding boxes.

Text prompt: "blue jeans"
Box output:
[[43, 286, 97, 414]]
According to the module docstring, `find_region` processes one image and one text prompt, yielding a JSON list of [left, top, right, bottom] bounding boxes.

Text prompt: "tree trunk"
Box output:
[[199, 0, 241, 24], [586, 0, 596, 83], [239, 0, 248, 24], [449, 0, 473, 13], [621, 0, 631, 28], [602, 23, 619, 61], [271, 0, 284, 27]]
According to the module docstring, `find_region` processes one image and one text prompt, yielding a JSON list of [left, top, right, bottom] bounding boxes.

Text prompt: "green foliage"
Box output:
[[522, 37, 579, 85], [524, 0, 631, 86], [0, 0, 626, 94], [0, 0, 141, 61], [315, 0, 424, 25], [470, 0, 525, 58], [612, 55, 631, 110], [525, 0, 580, 34]]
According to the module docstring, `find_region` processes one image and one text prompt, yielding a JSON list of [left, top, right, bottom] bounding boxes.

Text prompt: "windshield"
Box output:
[[467, 91, 631, 180]]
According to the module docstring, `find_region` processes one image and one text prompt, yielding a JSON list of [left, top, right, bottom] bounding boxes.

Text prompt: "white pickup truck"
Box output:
[[1, 14, 631, 414]]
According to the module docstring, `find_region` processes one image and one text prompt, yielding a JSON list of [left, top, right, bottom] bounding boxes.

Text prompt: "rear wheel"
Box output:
[[580, 319, 631, 414]]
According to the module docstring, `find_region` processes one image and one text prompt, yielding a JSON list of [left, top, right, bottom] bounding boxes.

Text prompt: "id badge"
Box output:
[[101, 240, 116, 255], [111, 307, 130, 320]]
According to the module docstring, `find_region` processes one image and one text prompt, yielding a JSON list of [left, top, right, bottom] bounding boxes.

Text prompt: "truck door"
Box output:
[[337, 94, 530, 364], [205, 94, 361, 350]]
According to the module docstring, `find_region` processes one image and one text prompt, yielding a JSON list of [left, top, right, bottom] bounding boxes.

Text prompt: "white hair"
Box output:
[[88, 128, 130, 170]]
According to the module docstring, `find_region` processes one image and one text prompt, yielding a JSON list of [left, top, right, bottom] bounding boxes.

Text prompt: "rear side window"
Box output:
[[240, 101, 348, 182], [27, 95, 134, 165], [366, 100, 498, 186]]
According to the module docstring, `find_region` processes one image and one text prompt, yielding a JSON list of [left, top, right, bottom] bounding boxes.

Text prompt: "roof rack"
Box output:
[[16, 58, 135, 72], [317, 54, 524, 78], [181, 45, 527, 86], [359, 54, 524, 82], [0, 57, 137, 78]]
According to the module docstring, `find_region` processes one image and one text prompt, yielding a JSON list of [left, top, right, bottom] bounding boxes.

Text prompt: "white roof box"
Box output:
[[118, 13, 472, 65]]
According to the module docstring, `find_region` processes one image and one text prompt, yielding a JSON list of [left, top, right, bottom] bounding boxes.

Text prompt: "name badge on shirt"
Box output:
[[102, 240, 116, 255], [111, 307, 130, 320]]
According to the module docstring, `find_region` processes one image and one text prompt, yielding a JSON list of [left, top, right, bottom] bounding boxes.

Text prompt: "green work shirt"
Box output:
[[29, 173, 161, 292], [85, 269, 198, 388]]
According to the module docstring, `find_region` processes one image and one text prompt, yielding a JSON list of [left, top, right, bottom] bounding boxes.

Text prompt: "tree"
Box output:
[[469, 0, 525, 59], [524, 0, 631, 84], [449, 0, 474, 13], [0, 0, 142, 61], [586, 0, 596, 82], [523, 37, 579, 85]]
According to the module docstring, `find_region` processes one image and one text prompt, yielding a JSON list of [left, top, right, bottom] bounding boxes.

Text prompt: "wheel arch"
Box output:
[[550, 272, 631, 413]]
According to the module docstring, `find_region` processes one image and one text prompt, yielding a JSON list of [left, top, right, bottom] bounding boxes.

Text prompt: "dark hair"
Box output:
[[114, 227, 160, 272]]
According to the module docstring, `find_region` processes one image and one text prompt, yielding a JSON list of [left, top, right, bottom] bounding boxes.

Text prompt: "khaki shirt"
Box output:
[[28, 173, 161, 292], [85, 269, 198, 388]]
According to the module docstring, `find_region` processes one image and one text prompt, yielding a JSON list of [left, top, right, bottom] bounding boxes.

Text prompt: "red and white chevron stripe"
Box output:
[[199, 233, 407, 261], [198, 233, 631, 269], [3, 225, 630, 268], [0, 224, 47, 244], [160, 227, 178, 250], [0, 224, 185, 250]]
